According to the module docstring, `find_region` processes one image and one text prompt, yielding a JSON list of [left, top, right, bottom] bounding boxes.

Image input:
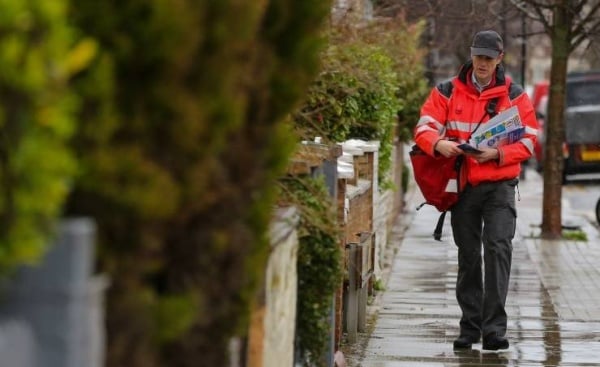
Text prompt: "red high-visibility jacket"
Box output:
[[414, 61, 538, 187]]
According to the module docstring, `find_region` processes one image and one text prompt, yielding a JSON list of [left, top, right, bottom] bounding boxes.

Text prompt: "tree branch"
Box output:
[[572, 18, 600, 51], [508, 0, 552, 31], [571, 1, 600, 38]]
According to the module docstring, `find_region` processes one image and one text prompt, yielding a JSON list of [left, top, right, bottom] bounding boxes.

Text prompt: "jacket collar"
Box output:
[[455, 60, 508, 97], [457, 60, 506, 87]]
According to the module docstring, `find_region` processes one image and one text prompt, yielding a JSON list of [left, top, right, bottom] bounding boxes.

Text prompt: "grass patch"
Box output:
[[562, 229, 588, 241], [373, 278, 385, 291]]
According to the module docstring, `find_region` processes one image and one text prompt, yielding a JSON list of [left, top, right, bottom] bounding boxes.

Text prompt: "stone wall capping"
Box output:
[[345, 179, 371, 200], [337, 160, 354, 179]]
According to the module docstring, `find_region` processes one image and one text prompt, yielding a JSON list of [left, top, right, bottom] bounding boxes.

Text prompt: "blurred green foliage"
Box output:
[[368, 20, 430, 142], [278, 175, 342, 367], [294, 18, 428, 188], [0, 2, 426, 366], [0, 1, 88, 272], [300, 43, 400, 141], [295, 42, 399, 188], [66, 1, 332, 366]]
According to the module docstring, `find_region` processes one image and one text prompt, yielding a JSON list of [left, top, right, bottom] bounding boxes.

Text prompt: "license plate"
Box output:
[[581, 145, 600, 161]]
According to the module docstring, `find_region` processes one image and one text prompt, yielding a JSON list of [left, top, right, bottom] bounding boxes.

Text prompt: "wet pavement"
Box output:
[[344, 167, 600, 366]]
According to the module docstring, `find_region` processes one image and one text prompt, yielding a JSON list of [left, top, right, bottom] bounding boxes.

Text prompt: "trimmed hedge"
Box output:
[[294, 19, 428, 188]]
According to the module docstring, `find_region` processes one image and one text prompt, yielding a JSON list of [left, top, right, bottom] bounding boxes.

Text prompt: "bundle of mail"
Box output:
[[469, 106, 525, 149]]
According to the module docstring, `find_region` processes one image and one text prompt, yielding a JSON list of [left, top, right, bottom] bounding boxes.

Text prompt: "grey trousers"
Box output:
[[450, 178, 517, 338]]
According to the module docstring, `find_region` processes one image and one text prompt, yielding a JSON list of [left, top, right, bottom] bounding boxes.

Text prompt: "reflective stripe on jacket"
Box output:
[[414, 61, 538, 187]]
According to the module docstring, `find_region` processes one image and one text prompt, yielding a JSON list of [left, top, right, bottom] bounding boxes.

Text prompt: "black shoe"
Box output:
[[482, 333, 509, 350], [453, 335, 480, 349]]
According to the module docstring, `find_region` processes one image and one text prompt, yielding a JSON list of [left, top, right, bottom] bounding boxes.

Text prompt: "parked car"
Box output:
[[535, 71, 600, 182], [562, 71, 600, 181]]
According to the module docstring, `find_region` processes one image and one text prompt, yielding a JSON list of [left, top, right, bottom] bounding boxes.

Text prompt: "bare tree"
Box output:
[[374, 0, 523, 84], [511, 0, 600, 238]]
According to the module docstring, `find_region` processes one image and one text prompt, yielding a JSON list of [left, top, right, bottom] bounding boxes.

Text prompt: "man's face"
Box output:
[[472, 54, 503, 84]]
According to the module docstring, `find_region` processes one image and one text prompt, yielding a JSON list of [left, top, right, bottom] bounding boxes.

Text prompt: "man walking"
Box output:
[[413, 30, 538, 350]]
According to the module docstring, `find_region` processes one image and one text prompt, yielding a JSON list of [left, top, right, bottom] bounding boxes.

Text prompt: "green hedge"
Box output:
[[295, 42, 398, 188], [279, 175, 341, 366], [294, 20, 428, 189], [66, 1, 332, 366], [0, 1, 84, 273]]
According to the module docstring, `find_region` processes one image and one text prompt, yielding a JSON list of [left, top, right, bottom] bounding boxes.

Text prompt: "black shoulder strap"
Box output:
[[486, 97, 499, 118], [433, 211, 447, 241]]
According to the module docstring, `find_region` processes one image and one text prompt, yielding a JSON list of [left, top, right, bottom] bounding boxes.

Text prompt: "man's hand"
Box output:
[[434, 140, 463, 158], [470, 147, 499, 163]]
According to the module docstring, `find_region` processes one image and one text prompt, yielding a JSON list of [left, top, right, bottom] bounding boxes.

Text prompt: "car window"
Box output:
[[566, 81, 600, 107]]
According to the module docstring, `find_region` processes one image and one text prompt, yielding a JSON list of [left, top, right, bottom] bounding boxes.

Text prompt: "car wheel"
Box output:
[[562, 159, 570, 185], [596, 197, 600, 226]]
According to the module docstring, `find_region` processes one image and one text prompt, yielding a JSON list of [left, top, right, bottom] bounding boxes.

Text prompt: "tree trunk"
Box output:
[[541, 2, 571, 238]]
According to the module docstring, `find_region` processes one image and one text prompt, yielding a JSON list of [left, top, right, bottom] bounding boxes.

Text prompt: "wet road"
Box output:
[[345, 169, 600, 366], [562, 179, 600, 224]]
